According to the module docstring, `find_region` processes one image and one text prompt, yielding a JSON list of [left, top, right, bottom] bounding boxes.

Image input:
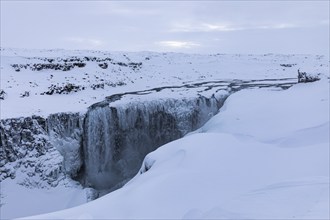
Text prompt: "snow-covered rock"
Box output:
[[0, 113, 83, 188]]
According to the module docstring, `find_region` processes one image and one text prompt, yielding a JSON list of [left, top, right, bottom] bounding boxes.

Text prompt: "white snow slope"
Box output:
[[23, 78, 329, 219], [0, 179, 87, 219]]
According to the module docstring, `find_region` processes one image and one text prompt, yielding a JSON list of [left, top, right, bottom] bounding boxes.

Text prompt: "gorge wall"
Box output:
[[0, 113, 82, 187], [0, 92, 227, 191], [0, 78, 296, 192]]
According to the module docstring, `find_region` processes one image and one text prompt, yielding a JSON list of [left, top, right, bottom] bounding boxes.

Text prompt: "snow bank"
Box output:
[[1, 179, 86, 219]]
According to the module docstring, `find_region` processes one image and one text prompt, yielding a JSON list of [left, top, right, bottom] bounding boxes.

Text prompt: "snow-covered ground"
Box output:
[[21, 77, 329, 219], [0, 179, 87, 219], [1, 48, 328, 118]]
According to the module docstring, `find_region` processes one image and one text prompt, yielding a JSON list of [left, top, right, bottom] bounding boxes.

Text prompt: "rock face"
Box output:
[[0, 78, 297, 192], [47, 113, 83, 178], [10, 56, 142, 72], [297, 69, 320, 83], [0, 116, 52, 184], [81, 94, 227, 190], [0, 92, 228, 191], [0, 116, 47, 166], [0, 113, 83, 187]]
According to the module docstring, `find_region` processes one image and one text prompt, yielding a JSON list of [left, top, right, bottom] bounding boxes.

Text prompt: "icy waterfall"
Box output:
[[81, 95, 226, 190]]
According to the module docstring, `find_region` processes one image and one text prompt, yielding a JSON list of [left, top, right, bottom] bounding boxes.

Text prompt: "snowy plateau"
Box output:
[[0, 48, 329, 219]]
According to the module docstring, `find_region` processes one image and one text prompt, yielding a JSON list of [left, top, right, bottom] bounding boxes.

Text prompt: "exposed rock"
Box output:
[[91, 83, 105, 90], [98, 63, 108, 69], [10, 56, 141, 72], [0, 116, 52, 184], [20, 91, 30, 98], [0, 89, 7, 100], [85, 187, 99, 202], [280, 64, 296, 67], [0, 113, 83, 188], [298, 69, 320, 83], [41, 83, 84, 95], [47, 113, 83, 178], [11, 63, 85, 72]]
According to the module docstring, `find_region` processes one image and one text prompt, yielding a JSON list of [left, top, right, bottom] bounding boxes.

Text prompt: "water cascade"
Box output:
[[81, 95, 226, 190]]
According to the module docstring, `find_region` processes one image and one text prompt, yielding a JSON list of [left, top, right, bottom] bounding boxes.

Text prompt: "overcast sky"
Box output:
[[1, 1, 329, 55]]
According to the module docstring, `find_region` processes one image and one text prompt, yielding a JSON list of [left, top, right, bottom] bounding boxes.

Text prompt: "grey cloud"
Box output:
[[1, 1, 328, 55]]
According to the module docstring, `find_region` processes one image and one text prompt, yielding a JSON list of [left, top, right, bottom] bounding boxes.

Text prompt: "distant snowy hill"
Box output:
[[0, 48, 329, 219]]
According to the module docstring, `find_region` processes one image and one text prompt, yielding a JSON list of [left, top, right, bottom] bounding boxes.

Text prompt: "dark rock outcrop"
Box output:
[[0, 113, 83, 187], [298, 69, 320, 83], [0, 90, 7, 100]]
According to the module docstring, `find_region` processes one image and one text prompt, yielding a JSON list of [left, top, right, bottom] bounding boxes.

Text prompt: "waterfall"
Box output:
[[82, 95, 225, 191]]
